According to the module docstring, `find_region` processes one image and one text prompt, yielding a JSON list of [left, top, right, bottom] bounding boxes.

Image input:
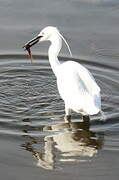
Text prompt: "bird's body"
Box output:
[[24, 26, 101, 121], [56, 61, 101, 116]]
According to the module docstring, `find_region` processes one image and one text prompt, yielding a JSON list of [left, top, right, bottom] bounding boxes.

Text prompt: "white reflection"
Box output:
[[21, 120, 103, 170]]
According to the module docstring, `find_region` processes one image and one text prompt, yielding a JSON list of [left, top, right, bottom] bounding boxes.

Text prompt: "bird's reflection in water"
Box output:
[[21, 119, 104, 170]]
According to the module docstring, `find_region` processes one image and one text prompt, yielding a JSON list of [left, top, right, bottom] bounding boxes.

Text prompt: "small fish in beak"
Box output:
[[23, 35, 42, 62], [23, 44, 33, 62]]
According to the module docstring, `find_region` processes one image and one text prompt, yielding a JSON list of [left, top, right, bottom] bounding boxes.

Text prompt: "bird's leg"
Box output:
[[82, 115, 90, 122], [64, 107, 71, 123], [64, 115, 71, 122]]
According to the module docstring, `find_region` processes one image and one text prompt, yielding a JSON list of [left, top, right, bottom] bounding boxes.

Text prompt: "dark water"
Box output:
[[0, 0, 119, 179]]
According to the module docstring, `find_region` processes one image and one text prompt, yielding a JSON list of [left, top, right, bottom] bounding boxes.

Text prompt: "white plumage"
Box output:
[[24, 26, 101, 121], [57, 61, 101, 116]]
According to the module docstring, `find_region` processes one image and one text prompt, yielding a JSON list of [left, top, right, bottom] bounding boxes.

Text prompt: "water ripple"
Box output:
[[0, 54, 119, 163]]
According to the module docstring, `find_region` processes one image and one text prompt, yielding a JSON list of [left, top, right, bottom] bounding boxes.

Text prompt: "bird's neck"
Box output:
[[48, 35, 62, 76]]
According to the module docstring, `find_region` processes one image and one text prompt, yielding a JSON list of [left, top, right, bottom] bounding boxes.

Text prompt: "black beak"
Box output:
[[23, 35, 42, 50]]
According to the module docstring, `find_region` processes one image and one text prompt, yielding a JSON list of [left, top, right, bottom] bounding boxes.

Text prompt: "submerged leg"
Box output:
[[64, 115, 71, 122], [82, 115, 90, 122], [64, 106, 71, 123]]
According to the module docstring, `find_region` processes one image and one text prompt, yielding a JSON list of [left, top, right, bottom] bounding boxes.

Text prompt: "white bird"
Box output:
[[24, 26, 101, 122]]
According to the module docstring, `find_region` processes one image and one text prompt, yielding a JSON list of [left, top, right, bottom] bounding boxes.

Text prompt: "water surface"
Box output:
[[0, 0, 119, 179]]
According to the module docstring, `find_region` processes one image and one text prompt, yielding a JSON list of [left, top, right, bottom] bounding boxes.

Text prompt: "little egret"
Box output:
[[23, 26, 101, 122]]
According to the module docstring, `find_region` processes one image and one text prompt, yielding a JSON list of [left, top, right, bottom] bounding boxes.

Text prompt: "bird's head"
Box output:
[[38, 26, 60, 42], [23, 26, 60, 50], [23, 26, 72, 57]]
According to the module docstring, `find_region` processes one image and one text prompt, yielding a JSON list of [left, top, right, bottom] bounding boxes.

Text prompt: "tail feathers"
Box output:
[[83, 93, 101, 115], [73, 102, 100, 115], [85, 106, 100, 115], [73, 93, 101, 115]]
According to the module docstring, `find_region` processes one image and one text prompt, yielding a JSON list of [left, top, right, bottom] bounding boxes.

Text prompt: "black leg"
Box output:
[[64, 115, 71, 122], [82, 115, 90, 122]]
